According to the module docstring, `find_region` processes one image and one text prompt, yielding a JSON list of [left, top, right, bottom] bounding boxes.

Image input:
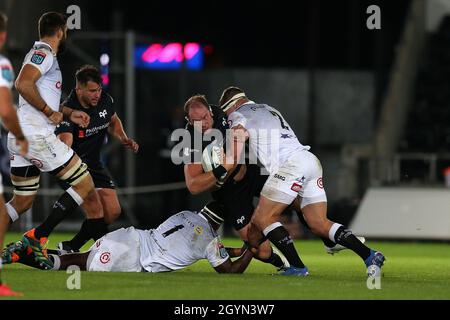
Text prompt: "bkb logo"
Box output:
[[31, 51, 46, 65]]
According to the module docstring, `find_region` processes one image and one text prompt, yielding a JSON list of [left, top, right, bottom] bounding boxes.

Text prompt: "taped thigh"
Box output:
[[57, 158, 90, 186], [10, 166, 41, 196]]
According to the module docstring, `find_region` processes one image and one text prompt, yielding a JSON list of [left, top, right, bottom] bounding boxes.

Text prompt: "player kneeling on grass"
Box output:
[[2, 201, 255, 273]]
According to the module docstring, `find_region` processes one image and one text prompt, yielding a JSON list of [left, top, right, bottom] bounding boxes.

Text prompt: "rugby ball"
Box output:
[[202, 143, 223, 172]]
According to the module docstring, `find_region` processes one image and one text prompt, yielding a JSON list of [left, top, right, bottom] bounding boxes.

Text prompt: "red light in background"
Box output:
[[184, 43, 200, 60], [142, 44, 164, 63], [159, 43, 183, 63], [101, 74, 109, 86]]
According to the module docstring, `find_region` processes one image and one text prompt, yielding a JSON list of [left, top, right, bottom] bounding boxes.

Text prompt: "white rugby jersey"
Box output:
[[137, 211, 229, 272], [228, 101, 310, 174], [0, 54, 14, 89], [14, 41, 62, 137]]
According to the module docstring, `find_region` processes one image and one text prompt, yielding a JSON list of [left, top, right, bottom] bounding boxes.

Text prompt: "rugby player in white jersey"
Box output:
[[219, 86, 385, 276], [0, 11, 29, 297], [5, 201, 255, 274], [3, 12, 108, 270]]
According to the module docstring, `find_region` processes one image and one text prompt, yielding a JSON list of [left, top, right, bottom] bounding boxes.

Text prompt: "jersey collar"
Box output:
[[236, 100, 255, 111], [33, 41, 56, 56]]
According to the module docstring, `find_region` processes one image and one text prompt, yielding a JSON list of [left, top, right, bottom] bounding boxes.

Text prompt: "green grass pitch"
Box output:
[[1, 233, 449, 300]]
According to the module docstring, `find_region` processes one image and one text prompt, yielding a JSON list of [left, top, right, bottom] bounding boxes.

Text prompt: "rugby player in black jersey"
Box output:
[[55, 65, 138, 252], [182, 94, 286, 269]]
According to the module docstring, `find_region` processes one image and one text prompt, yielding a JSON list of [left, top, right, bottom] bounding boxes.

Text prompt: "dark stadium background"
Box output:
[[2, 0, 440, 237]]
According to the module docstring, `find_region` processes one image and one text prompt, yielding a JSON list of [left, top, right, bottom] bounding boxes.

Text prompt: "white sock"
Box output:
[[50, 254, 61, 270], [263, 222, 283, 237], [328, 223, 343, 242], [5, 203, 19, 222]]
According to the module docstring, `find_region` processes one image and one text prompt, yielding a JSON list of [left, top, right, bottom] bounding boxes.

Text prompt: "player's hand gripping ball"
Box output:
[[201, 142, 224, 172]]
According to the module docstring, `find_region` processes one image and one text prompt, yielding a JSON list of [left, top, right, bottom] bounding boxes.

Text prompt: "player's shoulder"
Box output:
[[102, 91, 114, 104], [0, 55, 14, 89], [0, 54, 12, 66], [25, 43, 54, 66]]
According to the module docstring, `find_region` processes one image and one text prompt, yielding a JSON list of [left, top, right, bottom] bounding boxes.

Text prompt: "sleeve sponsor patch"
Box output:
[[217, 242, 228, 259], [1, 66, 13, 82], [31, 51, 46, 65]]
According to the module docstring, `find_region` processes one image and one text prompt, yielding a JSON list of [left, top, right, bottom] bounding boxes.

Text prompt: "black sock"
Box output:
[[333, 225, 371, 260], [66, 219, 91, 250], [264, 224, 305, 268], [86, 218, 108, 241], [258, 250, 285, 269], [35, 192, 80, 239], [321, 237, 336, 248], [295, 210, 336, 248]]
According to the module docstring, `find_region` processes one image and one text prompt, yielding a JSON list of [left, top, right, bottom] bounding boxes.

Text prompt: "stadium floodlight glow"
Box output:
[[100, 53, 110, 66], [135, 42, 206, 70], [99, 53, 110, 87]]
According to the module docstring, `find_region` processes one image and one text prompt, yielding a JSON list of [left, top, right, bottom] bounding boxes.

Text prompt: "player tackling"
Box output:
[[218, 86, 385, 276]]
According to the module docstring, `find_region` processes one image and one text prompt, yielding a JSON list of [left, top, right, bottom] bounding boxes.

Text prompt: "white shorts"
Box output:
[[261, 150, 327, 208], [87, 227, 143, 272], [8, 133, 74, 172]]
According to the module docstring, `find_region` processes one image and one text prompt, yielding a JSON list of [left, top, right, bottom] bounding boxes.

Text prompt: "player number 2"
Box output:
[[270, 111, 289, 130]]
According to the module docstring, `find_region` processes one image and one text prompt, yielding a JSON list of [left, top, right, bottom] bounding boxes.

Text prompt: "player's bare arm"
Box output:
[[184, 163, 218, 194], [222, 124, 249, 171], [57, 132, 73, 147], [59, 104, 90, 128], [15, 64, 62, 125], [214, 247, 254, 273], [108, 113, 139, 153], [0, 87, 28, 156]]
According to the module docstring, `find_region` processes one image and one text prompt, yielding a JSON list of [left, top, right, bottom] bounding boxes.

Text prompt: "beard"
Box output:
[[58, 38, 67, 55]]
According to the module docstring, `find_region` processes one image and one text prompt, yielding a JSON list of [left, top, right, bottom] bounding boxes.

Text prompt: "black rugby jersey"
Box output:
[[55, 89, 115, 169]]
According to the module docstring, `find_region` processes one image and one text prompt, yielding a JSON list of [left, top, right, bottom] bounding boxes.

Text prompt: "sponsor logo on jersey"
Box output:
[[291, 183, 302, 192], [1, 66, 13, 82], [30, 158, 43, 169], [100, 252, 111, 264], [78, 130, 85, 138], [280, 133, 293, 139], [31, 51, 46, 65], [84, 122, 110, 137], [194, 226, 203, 235], [237, 216, 246, 225], [55, 81, 62, 89], [317, 177, 324, 189], [274, 173, 286, 181], [99, 109, 107, 118], [217, 242, 228, 259]]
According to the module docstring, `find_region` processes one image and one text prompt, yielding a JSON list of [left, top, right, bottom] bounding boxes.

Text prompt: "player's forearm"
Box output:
[[228, 249, 253, 273], [15, 80, 52, 116], [59, 105, 74, 119], [186, 172, 217, 194], [109, 117, 128, 142]]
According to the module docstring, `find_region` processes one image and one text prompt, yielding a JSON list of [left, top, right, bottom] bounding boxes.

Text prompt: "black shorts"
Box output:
[[58, 166, 116, 190], [213, 164, 267, 230]]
